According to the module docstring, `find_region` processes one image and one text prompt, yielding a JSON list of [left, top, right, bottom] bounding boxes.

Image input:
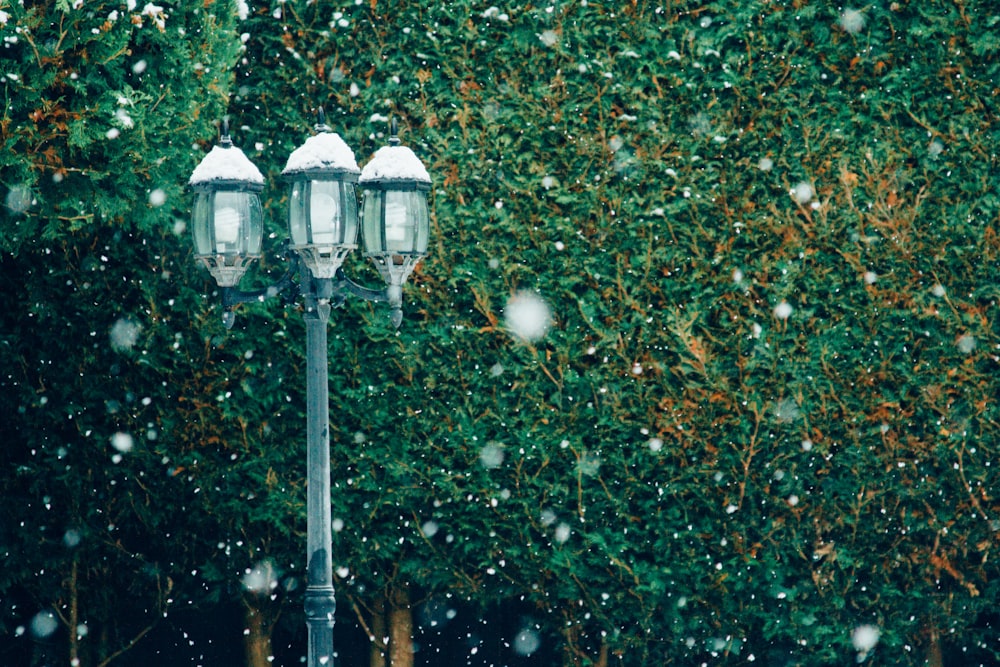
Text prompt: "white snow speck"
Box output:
[[110, 432, 134, 453], [242, 560, 278, 594], [957, 334, 976, 354], [839, 8, 866, 35], [479, 443, 505, 469], [110, 318, 141, 351], [851, 624, 880, 652], [30, 611, 59, 639], [5, 184, 32, 213], [513, 628, 541, 656], [863, 271, 877, 285], [758, 157, 773, 171], [791, 182, 813, 204], [648, 437, 663, 452], [931, 283, 946, 297], [132, 59, 147, 74], [538, 30, 558, 47], [282, 132, 360, 176], [504, 291, 552, 342], [773, 301, 793, 320], [149, 189, 166, 207], [554, 522, 571, 543]]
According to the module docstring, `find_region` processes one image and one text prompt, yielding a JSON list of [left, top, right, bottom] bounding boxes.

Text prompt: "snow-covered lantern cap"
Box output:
[[281, 109, 361, 279], [188, 120, 265, 287], [359, 118, 431, 299]]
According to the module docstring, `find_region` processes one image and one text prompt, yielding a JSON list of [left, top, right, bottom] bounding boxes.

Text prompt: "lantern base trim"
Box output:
[[292, 244, 356, 279]]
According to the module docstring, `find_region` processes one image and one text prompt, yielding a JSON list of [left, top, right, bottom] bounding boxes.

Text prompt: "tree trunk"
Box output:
[[388, 583, 414, 667], [243, 595, 275, 667], [925, 625, 943, 667], [369, 596, 387, 667]]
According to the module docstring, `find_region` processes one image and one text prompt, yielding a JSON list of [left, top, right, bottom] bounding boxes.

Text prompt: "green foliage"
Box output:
[[2, 0, 999, 666], [223, 0, 999, 663]]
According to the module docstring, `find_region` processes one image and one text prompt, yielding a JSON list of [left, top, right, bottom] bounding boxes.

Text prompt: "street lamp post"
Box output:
[[187, 112, 431, 667]]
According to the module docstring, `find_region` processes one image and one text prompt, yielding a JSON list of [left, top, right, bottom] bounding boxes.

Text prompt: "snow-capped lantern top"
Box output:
[[359, 119, 431, 187], [281, 125, 360, 177], [359, 144, 431, 185], [188, 123, 264, 188]]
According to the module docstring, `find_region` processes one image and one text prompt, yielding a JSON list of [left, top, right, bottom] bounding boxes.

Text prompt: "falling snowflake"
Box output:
[[773, 301, 793, 320], [110, 432, 134, 453], [538, 30, 558, 47], [479, 443, 505, 469], [504, 291, 552, 342], [513, 628, 542, 656], [839, 8, 866, 34], [791, 182, 814, 204]]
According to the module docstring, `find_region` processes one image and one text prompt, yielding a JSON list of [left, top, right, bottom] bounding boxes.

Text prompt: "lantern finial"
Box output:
[[315, 107, 332, 134], [220, 118, 233, 148], [389, 117, 400, 146]]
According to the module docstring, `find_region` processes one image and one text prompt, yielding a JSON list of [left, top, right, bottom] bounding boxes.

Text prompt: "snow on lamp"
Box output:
[[359, 119, 431, 317], [281, 109, 361, 279], [188, 120, 265, 287]]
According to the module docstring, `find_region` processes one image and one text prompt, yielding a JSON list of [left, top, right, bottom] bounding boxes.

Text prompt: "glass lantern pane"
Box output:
[[342, 181, 359, 246], [412, 191, 430, 254], [309, 180, 342, 248], [361, 189, 385, 253], [383, 191, 411, 251], [213, 191, 247, 255], [244, 194, 263, 255], [192, 192, 214, 256], [289, 181, 309, 246]]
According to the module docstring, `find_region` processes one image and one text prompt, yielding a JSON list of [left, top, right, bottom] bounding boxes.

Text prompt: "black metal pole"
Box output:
[[303, 273, 336, 667]]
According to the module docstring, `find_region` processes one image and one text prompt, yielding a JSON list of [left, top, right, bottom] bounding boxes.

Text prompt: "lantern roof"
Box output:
[[282, 131, 360, 176], [359, 144, 430, 184], [189, 126, 264, 187]]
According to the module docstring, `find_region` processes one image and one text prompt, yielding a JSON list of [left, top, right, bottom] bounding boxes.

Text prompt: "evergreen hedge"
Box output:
[[2, 1, 998, 665]]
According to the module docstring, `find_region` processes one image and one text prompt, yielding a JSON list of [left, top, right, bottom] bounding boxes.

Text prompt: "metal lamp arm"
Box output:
[[332, 268, 388, 303], [332, 268, 404, 327], [219, 260, 299, 328]]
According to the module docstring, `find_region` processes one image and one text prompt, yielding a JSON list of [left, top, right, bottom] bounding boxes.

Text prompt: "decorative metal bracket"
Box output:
[[218, 252, 398, 329]]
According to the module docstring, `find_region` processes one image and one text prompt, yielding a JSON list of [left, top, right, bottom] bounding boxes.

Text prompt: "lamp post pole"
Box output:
[[303, 274, 336, 667], [187, 112, 432, 667]]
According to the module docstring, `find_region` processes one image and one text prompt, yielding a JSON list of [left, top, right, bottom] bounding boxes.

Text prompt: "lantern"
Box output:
[[188, 121, 265, 287], [281, 110, 361, 279], [359, 119, 431, 295]]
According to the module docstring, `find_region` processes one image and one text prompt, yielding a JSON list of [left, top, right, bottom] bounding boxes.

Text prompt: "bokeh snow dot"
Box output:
[[110, 432, 134, 453], [852, 624, 880, 652], [504, 291, 552, 342], [792, 182, 814, 204], [773, 301, 793, 320], [5, 184, 33, 213], [513, 628, 541, 656], [30, 611, 59, 639], [479, 443, 505, 469], [840, 8, 866, 34], [149, 188, 167, 207], [110, 318, 141, 352]]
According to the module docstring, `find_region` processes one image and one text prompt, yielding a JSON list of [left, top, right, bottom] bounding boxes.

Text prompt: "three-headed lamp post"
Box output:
[[187, 112, 431, 667]]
